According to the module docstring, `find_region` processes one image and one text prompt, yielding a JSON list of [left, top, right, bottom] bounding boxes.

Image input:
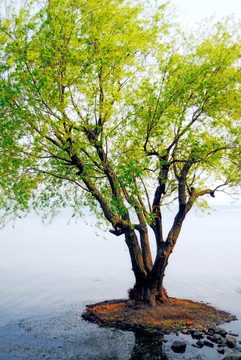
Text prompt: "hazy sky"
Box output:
[[171, 0, 241, 26], [3, 0, 241, 23]]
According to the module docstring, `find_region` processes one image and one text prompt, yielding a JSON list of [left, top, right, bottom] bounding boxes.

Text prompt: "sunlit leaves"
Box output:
[[0, 0, 240, 229]]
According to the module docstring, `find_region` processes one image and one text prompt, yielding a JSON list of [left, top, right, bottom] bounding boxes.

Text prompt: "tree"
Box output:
[[0, 0, 241, 306]]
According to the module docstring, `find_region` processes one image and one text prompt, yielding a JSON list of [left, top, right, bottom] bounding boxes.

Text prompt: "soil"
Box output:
[[82, 297, 237, 334]]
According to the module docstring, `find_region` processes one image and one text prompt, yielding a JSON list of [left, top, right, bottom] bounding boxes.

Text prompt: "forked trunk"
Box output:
[[125, 229, 170, 306], [124, 210, 186, 306]]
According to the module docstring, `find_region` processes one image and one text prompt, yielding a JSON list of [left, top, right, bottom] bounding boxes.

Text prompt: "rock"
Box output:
[[192, 340, 204, 349], [192, 331, 205, 339], [213, 333, 223, 341], [217, 340, 228, 347], [217, 346, 225, 354], [214, 327, 227, 337], [226, 336, 237, 348], [207, 335, 216, 343], [205, 331, 214, 337], [203, 340, 214, 348], [171, 340, 186, 353], [181, 329, 191, 335]]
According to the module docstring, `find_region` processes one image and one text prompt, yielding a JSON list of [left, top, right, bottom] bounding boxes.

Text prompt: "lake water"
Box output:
[[0, 204, 241, 359]]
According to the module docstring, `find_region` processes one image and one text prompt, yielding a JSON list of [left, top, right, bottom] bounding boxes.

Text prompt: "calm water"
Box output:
[[0, 205, 241, 359]]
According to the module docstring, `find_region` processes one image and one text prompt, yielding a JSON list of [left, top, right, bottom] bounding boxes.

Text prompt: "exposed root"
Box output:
[[128, 286, 170, 306]]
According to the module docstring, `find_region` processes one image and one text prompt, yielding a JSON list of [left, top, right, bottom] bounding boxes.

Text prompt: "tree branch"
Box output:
[[31, 167, 90, 192]]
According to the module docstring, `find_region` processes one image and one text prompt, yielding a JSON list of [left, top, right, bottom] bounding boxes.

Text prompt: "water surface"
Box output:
[[0, 205, 241, 359]]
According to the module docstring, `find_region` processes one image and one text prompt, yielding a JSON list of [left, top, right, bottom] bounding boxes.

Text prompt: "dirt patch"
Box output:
[[82, 298, 237, 334]]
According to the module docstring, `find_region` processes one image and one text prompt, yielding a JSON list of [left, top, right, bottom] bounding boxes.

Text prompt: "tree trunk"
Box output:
[[128, 277, 169, 306], [124, 200, 190, 306], [126, 237, 170, 306], [125, 220, 186, 305]]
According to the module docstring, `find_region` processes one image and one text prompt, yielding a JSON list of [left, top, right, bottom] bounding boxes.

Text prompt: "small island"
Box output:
[[83, 298, 236, 334]]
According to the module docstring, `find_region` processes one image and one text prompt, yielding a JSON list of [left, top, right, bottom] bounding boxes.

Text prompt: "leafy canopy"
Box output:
[[0, 0, 241, 229]]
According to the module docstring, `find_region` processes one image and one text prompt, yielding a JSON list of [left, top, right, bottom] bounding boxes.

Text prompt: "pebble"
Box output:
[[196, 340, 204, 348], [203, 339, 214, 347], [207, 335, 216, 342], [168, 326, 239, 357], [217, 346, 225, 354], [171, 340, 187, 353], [192, 331, 205, 339], [226, 336, 237, 348], [205, 332, 213, 336], [213, 333, 223, 341], [214, 327, 227, 337]]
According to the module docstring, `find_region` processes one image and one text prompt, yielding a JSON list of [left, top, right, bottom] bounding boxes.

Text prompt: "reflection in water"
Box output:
[[130, 333, 168, 360]]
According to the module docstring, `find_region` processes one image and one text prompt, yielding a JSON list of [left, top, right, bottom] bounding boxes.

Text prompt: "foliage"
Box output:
[[0, 0, 240, 233]]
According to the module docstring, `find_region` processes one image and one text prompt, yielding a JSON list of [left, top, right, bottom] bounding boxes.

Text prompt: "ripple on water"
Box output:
[[0, 304, 135, 360]]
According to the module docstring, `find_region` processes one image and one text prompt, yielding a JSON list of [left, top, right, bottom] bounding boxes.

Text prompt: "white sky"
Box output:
[[171, 0, 241, 26], [3, 0, 241, 23]]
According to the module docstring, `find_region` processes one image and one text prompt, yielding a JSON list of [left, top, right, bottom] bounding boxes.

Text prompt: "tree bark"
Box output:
[[128, 276, 169, 306], [124, 229, 148, 284], [126, 231, 170, 306], [127, 204, 190, 306]]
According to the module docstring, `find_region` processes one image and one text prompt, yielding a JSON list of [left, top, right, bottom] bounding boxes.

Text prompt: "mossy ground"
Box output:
[[82, 298, 236, 334]]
